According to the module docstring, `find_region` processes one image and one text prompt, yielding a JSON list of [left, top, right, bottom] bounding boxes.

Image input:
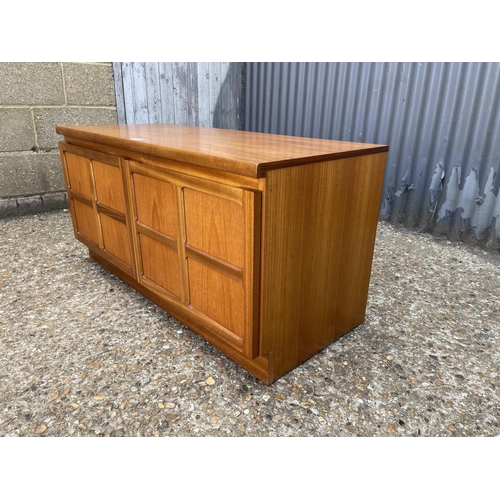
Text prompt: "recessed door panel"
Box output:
[[72, 198, 99, 244], [139, 234, 182, 299], [65, 152, 93, 199], [133, 173, 178, 239], [93, 160, 126, 213], [100, 214, 131, 266], [188, 258, 245, 338], [184, 188, 245, 269]]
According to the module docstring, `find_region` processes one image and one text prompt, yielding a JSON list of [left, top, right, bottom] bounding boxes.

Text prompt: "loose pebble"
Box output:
[[34, 424, 47, 435]]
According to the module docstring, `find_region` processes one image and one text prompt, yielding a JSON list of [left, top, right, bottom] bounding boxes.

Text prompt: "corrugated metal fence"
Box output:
[[245, 62, 500, 250], [112, 62, 500, 250], [113, 62, 244, 130]]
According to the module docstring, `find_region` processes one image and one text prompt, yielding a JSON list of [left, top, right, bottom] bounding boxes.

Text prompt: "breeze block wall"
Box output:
[[0, 62, 118, 218]]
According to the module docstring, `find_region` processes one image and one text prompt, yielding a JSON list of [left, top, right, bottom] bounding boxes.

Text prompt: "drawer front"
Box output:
[[59, 142, 135, 275], [126, 160, 261, 358]]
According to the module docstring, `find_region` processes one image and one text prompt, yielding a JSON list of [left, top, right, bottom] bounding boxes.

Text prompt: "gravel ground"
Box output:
[[0, 210, 499, 437]]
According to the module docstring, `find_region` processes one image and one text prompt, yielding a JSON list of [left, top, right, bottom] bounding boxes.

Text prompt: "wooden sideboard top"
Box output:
[[56, 123, 389, 179]]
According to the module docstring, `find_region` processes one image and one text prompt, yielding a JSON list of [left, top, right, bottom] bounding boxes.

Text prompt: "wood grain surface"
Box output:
[[65, 152, 93, 198], [184, 188, 245, 268], [259, 153, 387, 380], [57, 124, 389, 178], [93, 160, 127, 214], [58, 124, 388, 383]]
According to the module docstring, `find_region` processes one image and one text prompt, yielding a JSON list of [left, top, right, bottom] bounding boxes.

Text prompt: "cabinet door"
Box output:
[[127, 167, 183, 300], [126, 160, 261, 359], [59, 143, 134, 276]]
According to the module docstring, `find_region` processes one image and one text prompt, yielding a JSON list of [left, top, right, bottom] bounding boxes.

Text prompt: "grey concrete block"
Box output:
[[17, 195, 43, 216], [0, 151, 65, 198], [0, 109, 36, 152], [63, 63, 116, 106], [0, 198, 18, 218], [34, 107, 118, 150], [0, 63, 64, 105], [0, 192, 68, 219], [42, 192, 68, 212]]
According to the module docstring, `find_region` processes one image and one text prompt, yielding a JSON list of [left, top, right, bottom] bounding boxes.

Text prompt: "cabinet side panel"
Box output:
[[260, 153, 387, 380]]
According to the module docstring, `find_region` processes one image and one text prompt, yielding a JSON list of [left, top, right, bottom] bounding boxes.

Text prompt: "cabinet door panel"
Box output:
[[93, 160, 126, 213], [184, 188, 244, 269], [133, 173, 178, 239], [183, 181, 261, 358], [139, 234, 182, 299], [188, 258, 245, 338], [60, 143, 135, 276], [65, 152, 93, 198], [72, 198, 99, 244], [100, 214, 132, 266], [125, 159, 261, 359]]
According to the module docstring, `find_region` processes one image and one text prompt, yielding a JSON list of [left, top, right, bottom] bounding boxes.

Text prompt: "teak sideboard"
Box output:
[[56, 124, 388, 384]]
